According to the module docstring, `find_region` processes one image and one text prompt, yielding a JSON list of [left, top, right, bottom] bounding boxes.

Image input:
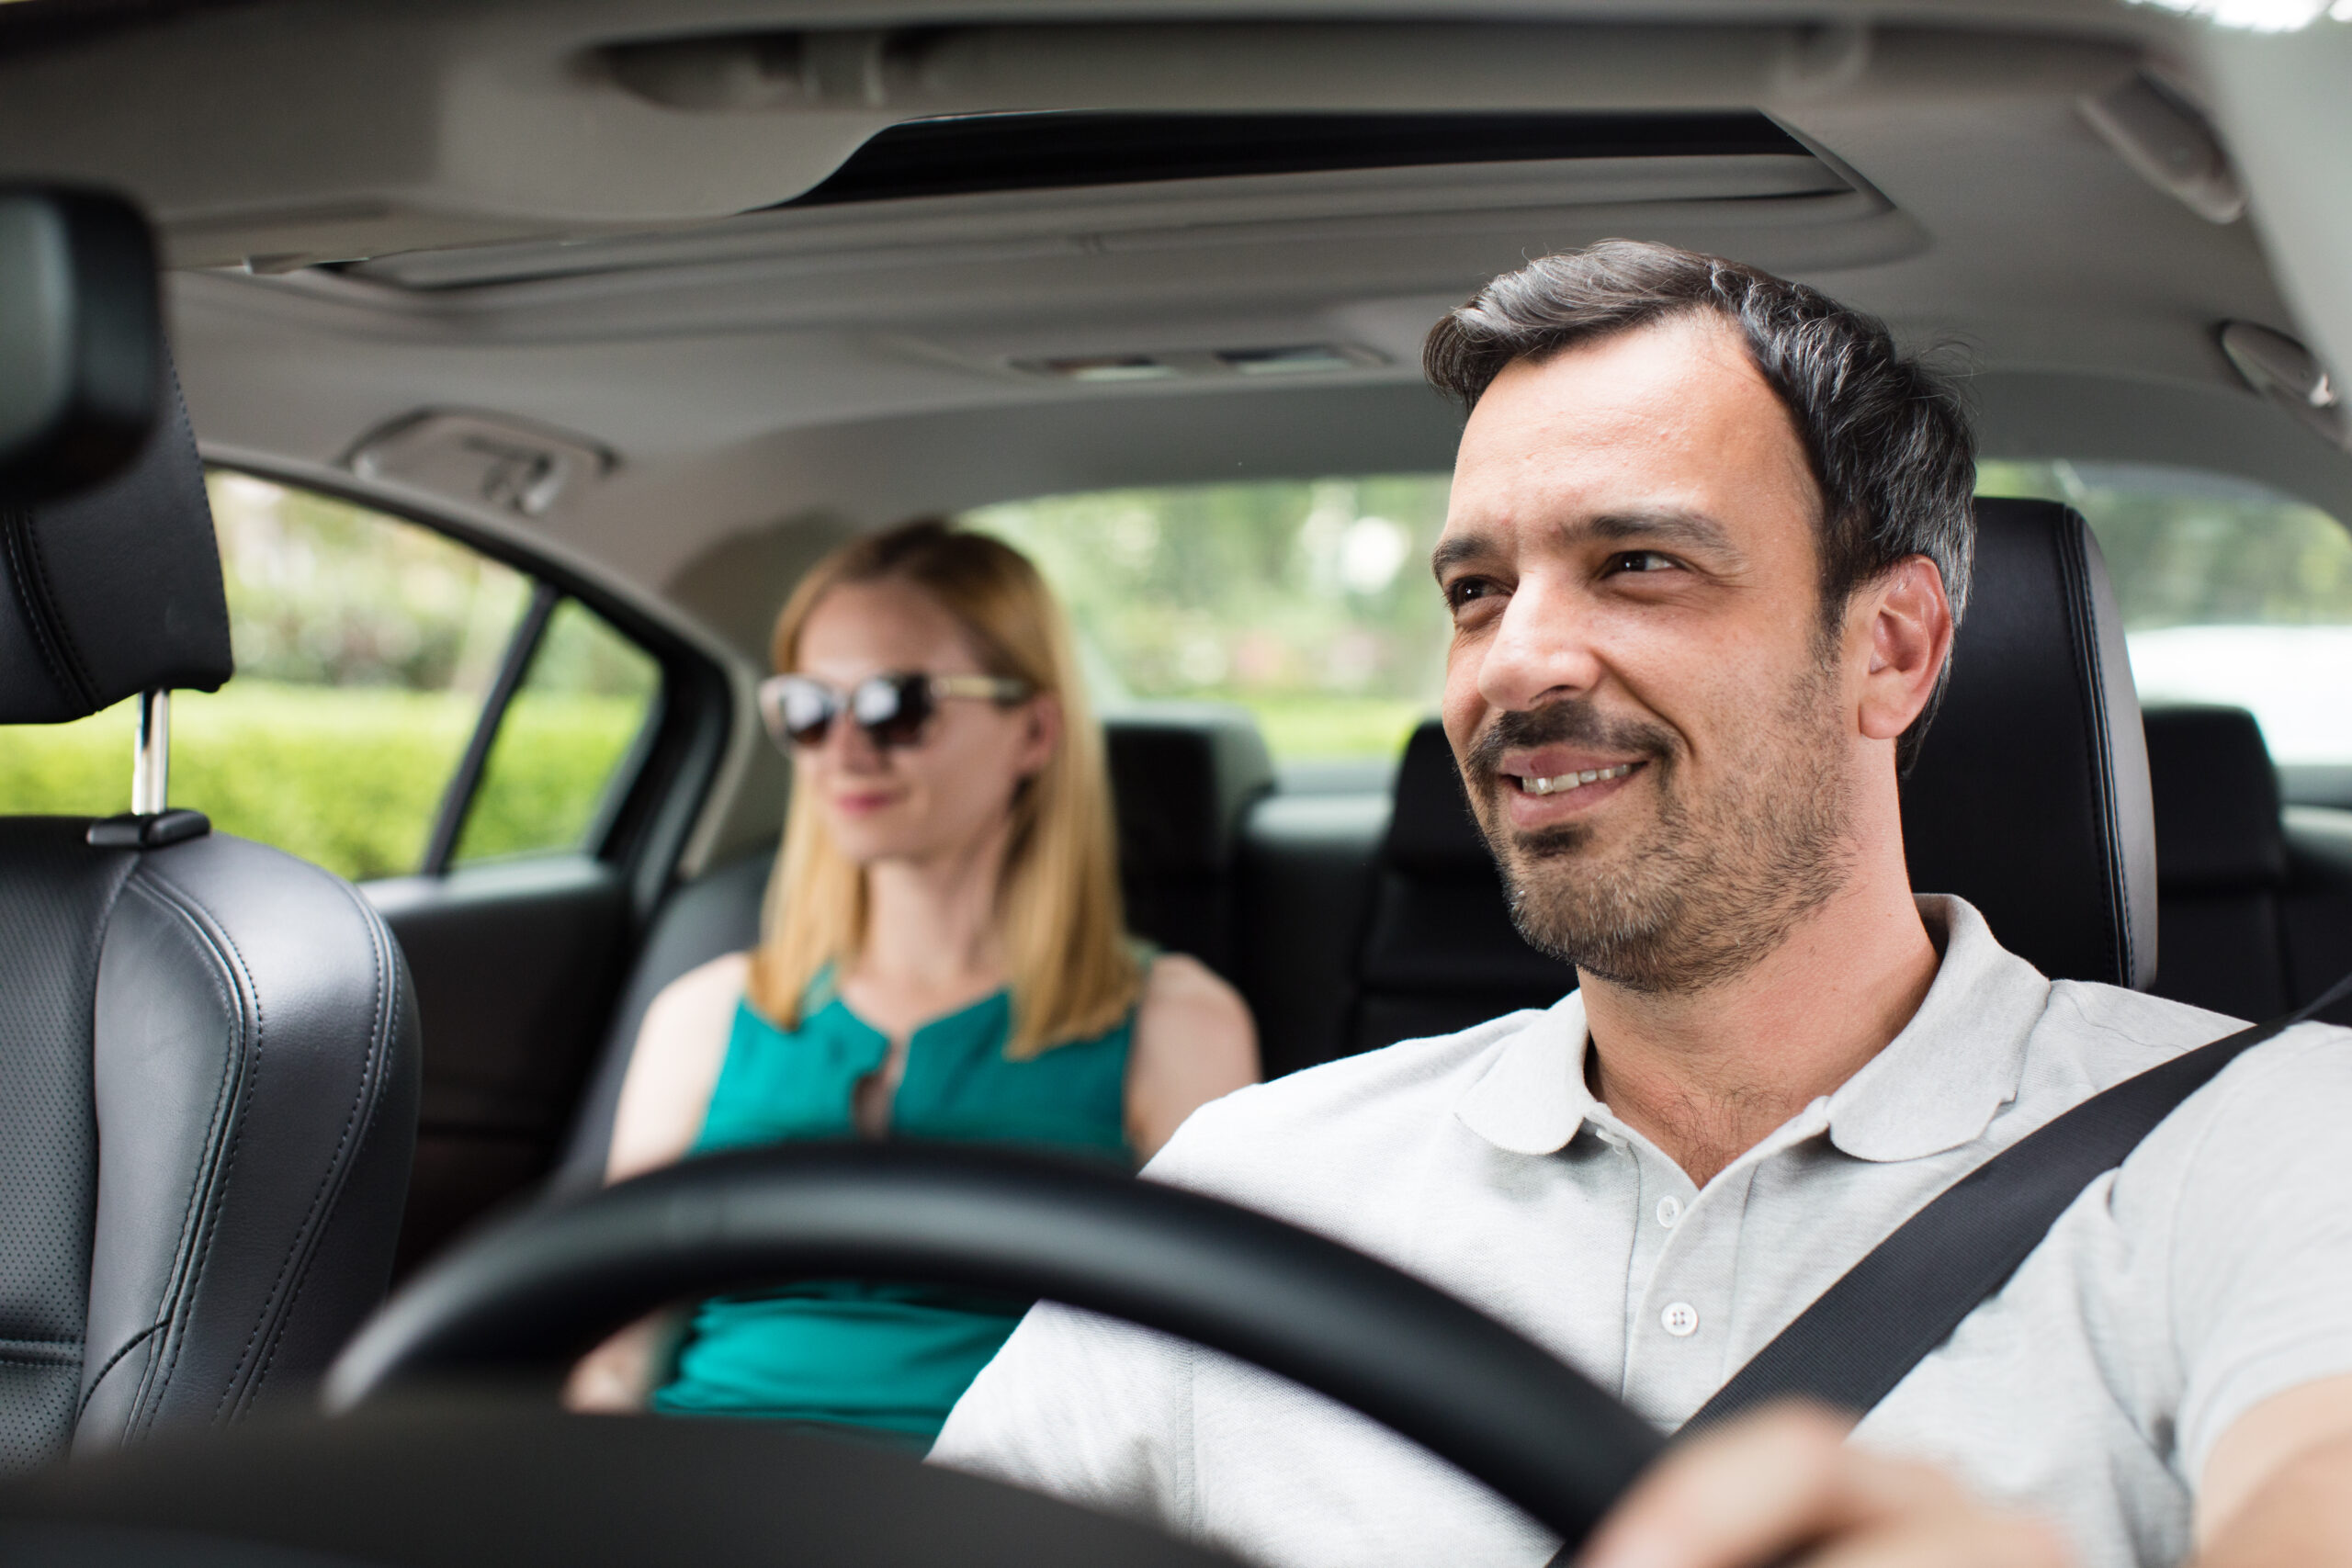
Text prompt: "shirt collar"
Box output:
[[1453, 896, 2052, 1164]]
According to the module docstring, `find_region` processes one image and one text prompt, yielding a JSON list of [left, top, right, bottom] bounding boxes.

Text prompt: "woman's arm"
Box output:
[[563, 952, 748, 1412], [604, 951, 748, 1183], [1124, 953, 1260, 1162]]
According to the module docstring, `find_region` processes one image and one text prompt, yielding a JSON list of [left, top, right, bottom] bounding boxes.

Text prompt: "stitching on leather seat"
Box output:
[[0, 505, 99, 712], [132, 861, 391, 1423], [107, 872, 250, 1437], [74, 1320, 167, 1426], [244, 875, 398, 1406], [121, 863, 266, 1438]]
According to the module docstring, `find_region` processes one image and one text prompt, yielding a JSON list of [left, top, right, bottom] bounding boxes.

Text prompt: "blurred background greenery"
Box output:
[[967, 474, 1453, 762], [6, 458, 2348, 888], [0, 473, 659, 882]]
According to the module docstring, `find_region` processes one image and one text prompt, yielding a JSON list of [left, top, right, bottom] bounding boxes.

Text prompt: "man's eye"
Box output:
[[1607, 550, 1679, 574], [1444, 577, 1500, 611]]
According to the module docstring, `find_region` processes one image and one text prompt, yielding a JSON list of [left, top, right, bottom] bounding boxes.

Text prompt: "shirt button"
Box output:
[[1660, 1302, 1701, 1337], [1656, 1196, 1683, 1229]]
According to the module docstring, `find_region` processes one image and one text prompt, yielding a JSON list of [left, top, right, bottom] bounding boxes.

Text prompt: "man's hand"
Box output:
[[1575, 1404, 2069, 1568]]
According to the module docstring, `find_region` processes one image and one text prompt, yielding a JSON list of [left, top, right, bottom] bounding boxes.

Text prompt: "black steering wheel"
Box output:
[[0, 1144, 1664, 1566]]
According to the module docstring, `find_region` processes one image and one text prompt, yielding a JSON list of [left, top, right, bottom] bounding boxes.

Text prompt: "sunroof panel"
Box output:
[[781, 110, 1814, 208]]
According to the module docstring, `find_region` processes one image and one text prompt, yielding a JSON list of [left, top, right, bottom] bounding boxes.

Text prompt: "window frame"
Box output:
[[202, 459, 731, 916]]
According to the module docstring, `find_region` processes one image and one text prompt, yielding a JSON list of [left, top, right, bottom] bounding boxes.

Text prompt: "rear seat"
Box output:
[[549, 706, 1273, 1192], [2143, 704, 2352, 1024], [1339, 722, 1574, 1055]]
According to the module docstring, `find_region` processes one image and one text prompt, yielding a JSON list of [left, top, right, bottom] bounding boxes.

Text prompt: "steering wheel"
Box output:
[[0, 1143, 1664, 1566]]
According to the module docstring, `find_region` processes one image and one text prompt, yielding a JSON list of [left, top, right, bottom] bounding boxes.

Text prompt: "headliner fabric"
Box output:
[[0, 355, 230, 725]]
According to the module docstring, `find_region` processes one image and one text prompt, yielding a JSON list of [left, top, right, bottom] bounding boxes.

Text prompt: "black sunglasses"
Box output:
[[756, 671, 1034, 751]]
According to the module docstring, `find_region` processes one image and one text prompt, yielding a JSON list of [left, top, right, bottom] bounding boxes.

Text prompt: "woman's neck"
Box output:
[[844, 821, 1013, 1033]]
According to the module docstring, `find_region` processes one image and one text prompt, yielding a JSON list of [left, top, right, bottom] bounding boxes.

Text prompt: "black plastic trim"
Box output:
[[783, 109, 1814, 208], [422, 581, 558, 875]]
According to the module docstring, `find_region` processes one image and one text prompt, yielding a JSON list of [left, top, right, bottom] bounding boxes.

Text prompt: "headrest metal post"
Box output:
[[131, 688, 169, 816]]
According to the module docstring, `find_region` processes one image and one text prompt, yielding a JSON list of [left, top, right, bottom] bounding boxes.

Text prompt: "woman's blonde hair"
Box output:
[[746, 518, 1139, 1058]]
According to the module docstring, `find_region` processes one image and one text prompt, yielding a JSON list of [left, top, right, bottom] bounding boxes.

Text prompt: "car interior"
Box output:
[[5, 0, 2352, 1562]]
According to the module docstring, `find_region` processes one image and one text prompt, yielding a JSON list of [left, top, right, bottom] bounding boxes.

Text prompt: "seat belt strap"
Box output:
[[1697, 968, 2352, 1435], [1543, 971, 2352, 1566]]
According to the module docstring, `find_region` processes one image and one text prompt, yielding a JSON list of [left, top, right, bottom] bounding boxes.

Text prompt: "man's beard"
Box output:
[[1462, 666, 1855, 995]]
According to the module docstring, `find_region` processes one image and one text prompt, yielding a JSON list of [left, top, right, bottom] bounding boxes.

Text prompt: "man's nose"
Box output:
[[1477, 577, 1604, 713]]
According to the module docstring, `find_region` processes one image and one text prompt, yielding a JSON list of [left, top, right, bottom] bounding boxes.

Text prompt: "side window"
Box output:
[[1976, 460, 2352, 800], [451, 598, 662, 865], [964, 477, 1453, 771], [0, 470, 663, 881]]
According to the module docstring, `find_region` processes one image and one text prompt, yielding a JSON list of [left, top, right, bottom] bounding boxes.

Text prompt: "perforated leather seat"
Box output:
[[550, 705, 1273, 1194], [0, 371, 419, 1472], [1340, 497, 2159, 1057]]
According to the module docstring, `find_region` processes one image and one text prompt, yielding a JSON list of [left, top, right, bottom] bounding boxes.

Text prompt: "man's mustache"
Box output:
[[1462, 701, 1675, 792]]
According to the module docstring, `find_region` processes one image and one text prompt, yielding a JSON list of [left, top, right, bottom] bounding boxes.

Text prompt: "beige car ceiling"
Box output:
[[2, 0, 2349, 678]]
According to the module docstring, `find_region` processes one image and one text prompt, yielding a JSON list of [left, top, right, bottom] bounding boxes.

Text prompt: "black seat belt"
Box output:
[[1544, 969, 2352, 1562]]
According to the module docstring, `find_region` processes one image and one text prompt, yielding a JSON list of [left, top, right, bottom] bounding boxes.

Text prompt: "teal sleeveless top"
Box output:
[[651, 976, 1133, 1443]]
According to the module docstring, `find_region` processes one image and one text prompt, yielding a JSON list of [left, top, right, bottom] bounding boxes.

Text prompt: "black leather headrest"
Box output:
[[1379, 498, 2157, 988], [1383, 721, 1488, 877], [2142, 705, 2285, 890], [0, 356, 230, 725], [1902, 498, 2155, 987], [1104, 705, 1276, 875]]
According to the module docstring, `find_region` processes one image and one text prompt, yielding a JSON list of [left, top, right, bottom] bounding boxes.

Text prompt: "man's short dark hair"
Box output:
[[1424, 239, 1975, 773]]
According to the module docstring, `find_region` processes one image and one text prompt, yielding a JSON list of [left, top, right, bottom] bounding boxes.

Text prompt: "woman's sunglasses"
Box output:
[[756, 671, 1034, 752]]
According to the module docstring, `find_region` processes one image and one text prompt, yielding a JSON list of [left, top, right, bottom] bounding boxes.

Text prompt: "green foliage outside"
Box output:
[[0, 473, 659, 881], [0, 682, 651, 882], [455, 602, 661, 866], [967, 476, 1453, 762], [1975, 460, 2352, 628], [971, 464, 2352, 766]]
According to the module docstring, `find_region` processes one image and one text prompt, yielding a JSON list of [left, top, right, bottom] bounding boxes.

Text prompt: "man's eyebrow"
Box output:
[[1429, 535, 1494, 579], [1430, 510, 1747, 580], [1579, 508, 1743, 558]]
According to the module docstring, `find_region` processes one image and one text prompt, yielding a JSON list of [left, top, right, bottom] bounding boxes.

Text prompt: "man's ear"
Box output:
[[1856, 557, 1954, 742]]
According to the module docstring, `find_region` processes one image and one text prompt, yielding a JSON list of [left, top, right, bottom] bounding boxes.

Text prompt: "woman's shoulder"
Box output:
[[643, 952, 753, 1040], [1137, 951, 1245, 1018], [1133, 951, 1256, 1057]]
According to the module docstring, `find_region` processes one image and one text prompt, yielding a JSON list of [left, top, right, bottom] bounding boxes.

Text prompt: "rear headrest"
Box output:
[[1104, 705, 1276, 875], [0, 355, 230, 724], [1378, 499, 2157, 989], [1384, 720, 1488, 877], [2142, 705, 2285, 890], [1902, 498, 2155, 988]]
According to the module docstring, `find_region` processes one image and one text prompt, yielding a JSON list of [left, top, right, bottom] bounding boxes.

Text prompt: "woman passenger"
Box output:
[[565, 518, 1260, 1444]]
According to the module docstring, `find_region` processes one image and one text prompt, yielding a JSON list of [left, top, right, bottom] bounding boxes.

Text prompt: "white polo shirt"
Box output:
[[932, 897, 2352, 1568]]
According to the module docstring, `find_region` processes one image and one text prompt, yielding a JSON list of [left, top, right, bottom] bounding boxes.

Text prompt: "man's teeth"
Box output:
[[1516, 763, 1636, 797]]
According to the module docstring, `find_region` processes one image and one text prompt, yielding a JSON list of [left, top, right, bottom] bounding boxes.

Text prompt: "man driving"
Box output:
[[930, 241, 2352, 1568]]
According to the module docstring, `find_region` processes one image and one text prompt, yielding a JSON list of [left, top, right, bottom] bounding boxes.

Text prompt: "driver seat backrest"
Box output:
[[1342, 497, 2157, 1059], [0, 363, 420, 1474]]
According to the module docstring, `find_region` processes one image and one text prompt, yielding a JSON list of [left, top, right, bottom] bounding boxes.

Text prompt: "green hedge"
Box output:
[[0, 682, 649, 883]]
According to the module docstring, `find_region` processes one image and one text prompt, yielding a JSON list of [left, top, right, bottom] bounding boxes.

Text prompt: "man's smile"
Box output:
[[1513, 761, 1640, 796], [1492, 750, 1650, 827]]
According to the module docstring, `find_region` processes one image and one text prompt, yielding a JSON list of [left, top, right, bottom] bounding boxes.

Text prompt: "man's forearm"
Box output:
[[2198, 1433, 2352, 1568]]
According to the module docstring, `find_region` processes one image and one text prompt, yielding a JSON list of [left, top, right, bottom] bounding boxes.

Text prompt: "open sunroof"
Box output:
[[780, 110, 1814, 208]]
